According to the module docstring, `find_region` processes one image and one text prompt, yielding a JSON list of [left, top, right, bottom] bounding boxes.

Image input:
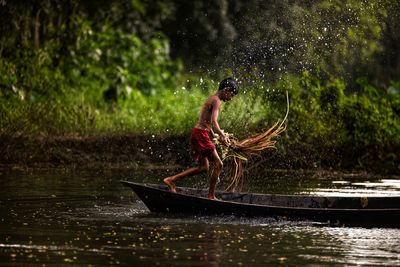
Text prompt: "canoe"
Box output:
[[121, 181, 400, 227]]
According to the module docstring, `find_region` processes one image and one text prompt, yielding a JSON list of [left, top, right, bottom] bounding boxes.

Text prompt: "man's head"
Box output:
[[218, 77, 238, 101]]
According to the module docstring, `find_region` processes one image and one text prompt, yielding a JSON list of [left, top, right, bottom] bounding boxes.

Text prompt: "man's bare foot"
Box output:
[[208, 195, 221, 201], [163, 177, 176, 193]]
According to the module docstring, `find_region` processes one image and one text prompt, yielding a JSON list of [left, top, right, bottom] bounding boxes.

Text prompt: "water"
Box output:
[[1, 168, 399, 266]]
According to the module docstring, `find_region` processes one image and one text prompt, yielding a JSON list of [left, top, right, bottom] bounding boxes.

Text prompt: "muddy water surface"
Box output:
[[1, 168, 399, 266]]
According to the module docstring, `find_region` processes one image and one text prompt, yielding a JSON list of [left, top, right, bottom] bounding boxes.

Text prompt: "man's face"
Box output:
[[222, 89, 234, 102]]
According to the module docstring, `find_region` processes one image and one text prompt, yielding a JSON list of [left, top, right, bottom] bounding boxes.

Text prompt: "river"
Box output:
[[1, 168, 399, 266]]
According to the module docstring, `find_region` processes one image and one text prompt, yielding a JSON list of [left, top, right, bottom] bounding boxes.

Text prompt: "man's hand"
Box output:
[[221, 134, 231, 147]]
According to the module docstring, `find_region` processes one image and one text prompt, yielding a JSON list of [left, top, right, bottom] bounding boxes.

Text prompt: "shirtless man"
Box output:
[[163, 78, 239, 200]]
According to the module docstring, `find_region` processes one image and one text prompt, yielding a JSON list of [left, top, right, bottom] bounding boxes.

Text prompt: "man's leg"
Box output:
[[208, 149, 223, 200], [164, 158, 209, 193]]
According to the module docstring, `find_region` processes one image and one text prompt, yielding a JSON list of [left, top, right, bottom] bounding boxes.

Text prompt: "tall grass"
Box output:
[[0, 77, 278, 137]]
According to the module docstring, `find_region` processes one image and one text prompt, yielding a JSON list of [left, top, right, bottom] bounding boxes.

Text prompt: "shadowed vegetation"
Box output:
[[0, 0, 399, 172]]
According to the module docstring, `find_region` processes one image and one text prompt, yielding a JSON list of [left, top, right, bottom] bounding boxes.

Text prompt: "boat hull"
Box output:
[[121, 181, 400, 227]]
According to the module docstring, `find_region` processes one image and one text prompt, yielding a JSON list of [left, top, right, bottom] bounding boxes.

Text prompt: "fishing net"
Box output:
[[214, 91, 289, 192]]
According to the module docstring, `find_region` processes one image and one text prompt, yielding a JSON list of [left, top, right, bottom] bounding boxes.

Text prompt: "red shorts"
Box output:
[[190, 128, 215, 161]]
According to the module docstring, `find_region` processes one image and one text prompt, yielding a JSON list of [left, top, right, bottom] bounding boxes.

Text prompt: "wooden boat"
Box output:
[[121, 181, 400, 227]]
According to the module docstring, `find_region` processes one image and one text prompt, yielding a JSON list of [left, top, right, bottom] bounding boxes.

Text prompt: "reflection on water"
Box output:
[[306, 179, 400, 196], [0, 168, 399, 266], [317, 227, 400, 266]]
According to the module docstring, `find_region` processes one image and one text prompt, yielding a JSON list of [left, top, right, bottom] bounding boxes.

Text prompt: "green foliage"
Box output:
[[0, 16, 183, 136], [66, 19, 182, 97], [266, 72, 345, 150], [312, 0, 389, 80], [161, 0, 399, 87], [1, 0, 400, 172], [251, 72, 400, 163], [341, 79, 400, 149]]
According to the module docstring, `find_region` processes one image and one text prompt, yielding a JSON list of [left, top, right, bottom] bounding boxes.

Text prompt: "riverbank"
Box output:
[[0, 134, 188, 170], [1, 134, 399, 174]]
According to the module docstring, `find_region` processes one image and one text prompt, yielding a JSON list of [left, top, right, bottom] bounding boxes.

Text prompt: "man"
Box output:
[[163, 78, 238, 200]]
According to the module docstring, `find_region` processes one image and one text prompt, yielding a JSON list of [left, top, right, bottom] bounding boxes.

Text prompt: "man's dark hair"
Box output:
[[219, 77, 238, 95]]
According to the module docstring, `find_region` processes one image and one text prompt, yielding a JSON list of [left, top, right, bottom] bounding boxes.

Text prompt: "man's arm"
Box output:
[[210, 98, 229, 145]]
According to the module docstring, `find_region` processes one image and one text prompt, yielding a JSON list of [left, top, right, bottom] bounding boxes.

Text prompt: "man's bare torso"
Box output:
[[195, 95, 221, 131]]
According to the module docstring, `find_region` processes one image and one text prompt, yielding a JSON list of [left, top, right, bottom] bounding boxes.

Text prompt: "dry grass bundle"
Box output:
[[215, 91, 290, 192]]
